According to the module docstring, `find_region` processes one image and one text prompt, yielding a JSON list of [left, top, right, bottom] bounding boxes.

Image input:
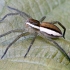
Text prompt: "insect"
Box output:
[[0, 6, 70, 61]]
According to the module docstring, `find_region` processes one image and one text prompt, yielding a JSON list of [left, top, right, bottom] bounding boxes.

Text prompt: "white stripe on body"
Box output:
[[40, 27, 62, 36], [26, 22, 62, 37], [26, 22, 40, 29]]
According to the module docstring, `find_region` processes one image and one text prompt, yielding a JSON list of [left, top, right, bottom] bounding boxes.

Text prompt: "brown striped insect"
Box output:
[[0, 6, 70, 61]]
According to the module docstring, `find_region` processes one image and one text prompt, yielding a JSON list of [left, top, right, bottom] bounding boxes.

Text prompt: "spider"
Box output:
[[0, 6, 70, 61]]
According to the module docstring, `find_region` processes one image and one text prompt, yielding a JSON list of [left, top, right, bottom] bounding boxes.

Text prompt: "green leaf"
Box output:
[[0, 0, 70, 70]]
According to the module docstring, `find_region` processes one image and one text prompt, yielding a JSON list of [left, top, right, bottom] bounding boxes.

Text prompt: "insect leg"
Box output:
[[50, 21, 66, 38], [0, 6, 32, 22], [39, 16, 46, 22], [1, 32, 29, 59], [0, 15, 46, 38], [7, 6, 32, 19], [39, 31, 70, 61], [24, 16, 46, 57], [0, 13, 19, 22], [47, 37, 70, 61], [0, 29, 24, 38], [24, 33, 37, 58]]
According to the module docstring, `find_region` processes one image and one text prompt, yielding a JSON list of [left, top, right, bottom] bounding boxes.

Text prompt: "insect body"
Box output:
[[26, 19, 62, 38], [0, 6, 70, 61]]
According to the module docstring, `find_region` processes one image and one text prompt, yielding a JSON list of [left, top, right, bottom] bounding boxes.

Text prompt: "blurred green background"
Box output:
[[0, 0, 70, 70]]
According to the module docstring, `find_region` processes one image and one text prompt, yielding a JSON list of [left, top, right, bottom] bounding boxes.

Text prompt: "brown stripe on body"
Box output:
[[27, 18, 40, 26], [40, 22, 62, 34]]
